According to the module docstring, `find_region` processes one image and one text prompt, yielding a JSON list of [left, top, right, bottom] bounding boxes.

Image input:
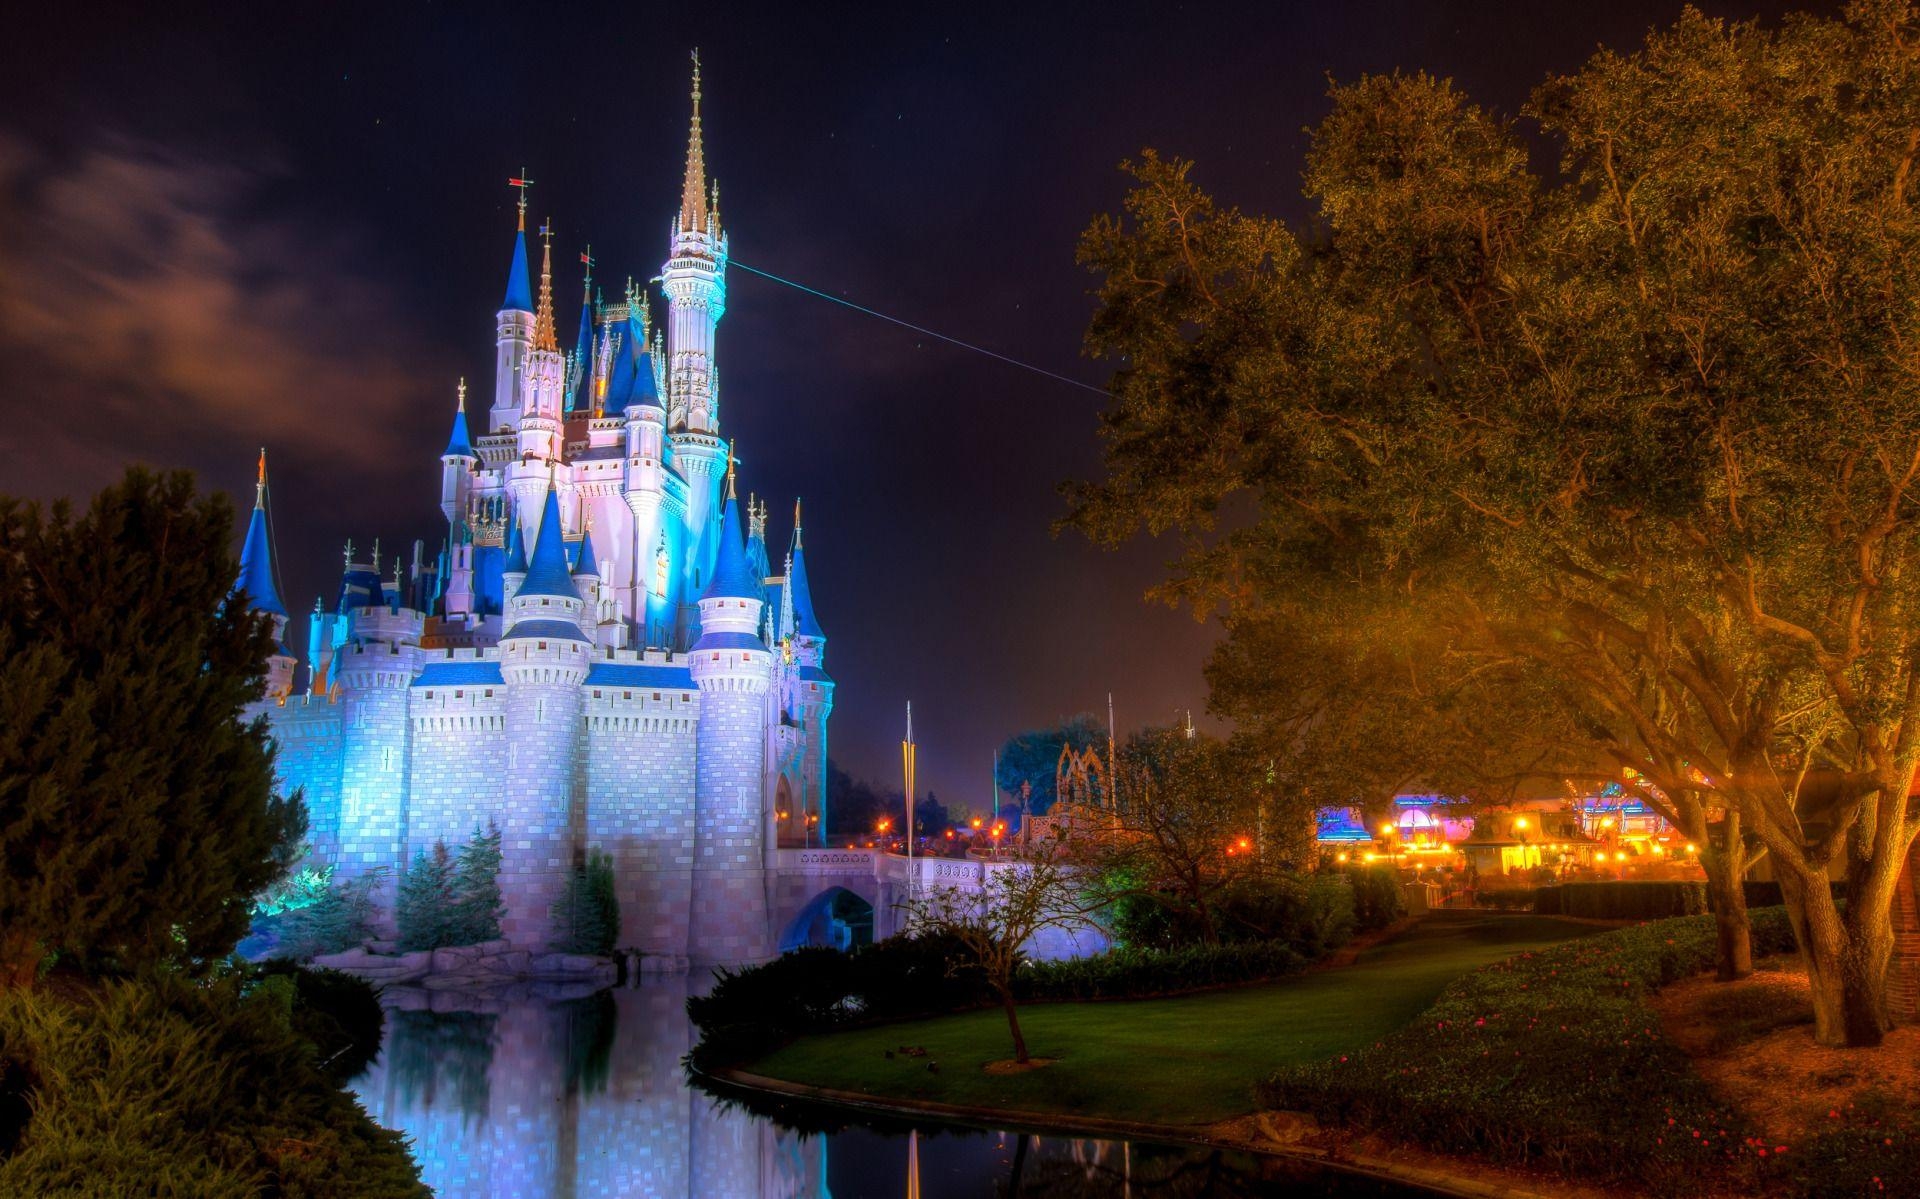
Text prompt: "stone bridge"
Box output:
[[765, 849, 1105, 961]]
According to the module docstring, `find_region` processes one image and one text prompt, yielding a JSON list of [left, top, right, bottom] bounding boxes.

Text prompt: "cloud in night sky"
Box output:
[[0, 132, 441, 500]]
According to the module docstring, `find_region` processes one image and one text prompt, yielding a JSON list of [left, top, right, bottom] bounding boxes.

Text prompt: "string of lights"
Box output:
[[729, 258, 1109, 397]]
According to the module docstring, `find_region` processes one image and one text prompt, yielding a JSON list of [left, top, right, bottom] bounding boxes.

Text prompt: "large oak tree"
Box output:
[[1071, 2, 1920, 1046]]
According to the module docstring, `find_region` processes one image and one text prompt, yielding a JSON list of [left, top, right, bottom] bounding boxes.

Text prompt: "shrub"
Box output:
[[1480, 888, 1536, 911], [551, 850, 619, 956], [248, 961, 386, 1084], [1107, 872, 1356, 956], [260, 869, 383, 960], [0, 974, 423, 1196], [689, 930, 1311, 1069], [1533, 881, 1708, 920], [1344, 865, 1405, 929], [1259, 907, 1800, 1192]]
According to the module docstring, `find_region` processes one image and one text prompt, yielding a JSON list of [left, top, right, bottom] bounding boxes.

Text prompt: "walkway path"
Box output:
[[749, 912, 1603, 1126]]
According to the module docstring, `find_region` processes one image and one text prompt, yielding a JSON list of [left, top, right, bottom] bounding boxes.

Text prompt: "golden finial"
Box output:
[[509, 170, 534, 232], [680, 50, 709, 233], [254, 447, 268, 510], [725, 442, 737, 501], [533, 220, 558, 351], [794, 496, 803, 549], [456, 377, 467, 412]]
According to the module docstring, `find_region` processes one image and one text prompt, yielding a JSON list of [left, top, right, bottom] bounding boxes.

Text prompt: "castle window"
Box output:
[[455, 690, 464, 699], [485, 689, 494, 697], [653, 692, 660, 701], [539, 641, 548, 650], [537, 698, 546, 724], [593, 690, 602, 698]]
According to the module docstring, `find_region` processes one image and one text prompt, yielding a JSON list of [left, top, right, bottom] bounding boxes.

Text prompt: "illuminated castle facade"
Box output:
[[237, 63, 833, 961]]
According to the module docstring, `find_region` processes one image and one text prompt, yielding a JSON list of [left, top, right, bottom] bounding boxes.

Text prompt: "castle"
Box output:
[[236, 62, 833, 962]]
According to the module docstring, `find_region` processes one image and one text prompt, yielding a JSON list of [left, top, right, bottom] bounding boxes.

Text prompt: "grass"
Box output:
[[748, 911, 1603, 1126]]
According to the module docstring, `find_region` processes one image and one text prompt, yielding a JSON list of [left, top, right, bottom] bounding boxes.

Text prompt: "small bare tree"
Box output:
[[896, 838, 1096, 1064]]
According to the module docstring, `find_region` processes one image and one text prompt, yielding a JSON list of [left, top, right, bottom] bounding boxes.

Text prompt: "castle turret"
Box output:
[[235, 449, 297, 701], [334, 564, 424, 905], [620, 292, 670, 635], [663, 54, 730, 561], [780, 499, 833, 845], [489, 194, 536, 434], [688, 466, 774, 962], [567, 247, 595, 413], [572, 516, 601, 639], [439, 379, 478, 528], [502, 514, 528, 605], [498, 481, 591, 947]]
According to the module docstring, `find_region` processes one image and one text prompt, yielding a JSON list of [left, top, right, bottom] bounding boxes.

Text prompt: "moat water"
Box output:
[[348, 978, 1435, 1198]]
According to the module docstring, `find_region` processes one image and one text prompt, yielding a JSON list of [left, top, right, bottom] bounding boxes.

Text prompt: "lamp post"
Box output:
[[1513, 815, 1530, 871], [1379, 821, 1400, 871]]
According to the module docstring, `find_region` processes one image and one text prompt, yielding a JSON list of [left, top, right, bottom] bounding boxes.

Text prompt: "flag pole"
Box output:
[[903, 701, 916, 881]]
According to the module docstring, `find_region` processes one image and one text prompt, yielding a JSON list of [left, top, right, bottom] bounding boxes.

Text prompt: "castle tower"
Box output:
[[784, 500, 834, 844], [572, 518, 602, 641], [502, 516, 528, 606], [663, 54, 730, 567], [688, 469, 774, 962], [497, 481, 591, 947], [439, 379, 478, 529], [334, 580, 422, 902], [235, 449, 297, 701], [619, 291, 670, 640], [489, 195, 536, 435], [511, 226, 568, 528]]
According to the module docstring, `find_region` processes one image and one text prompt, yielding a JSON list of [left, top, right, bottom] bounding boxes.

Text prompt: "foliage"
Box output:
[[259, 868, 383, 961], [1534, 881, 1710, 920], [383, 1008, 496, 1118], [1108, 873, 1356, 957], [395, 845, 457, 952], [1260, 909, 1800, 1191], [895, 840, 1099, 1062], [994, 713, 1108, 817], [551, 849, 620, 956], [1071, 2, 1920, 1043], [0, 468, 307, 985], [245, 960, 385, 1084], [1013, 940, 1306, 1001], [447, 822, 504, 947], [251, 857, 334, 919], [689, 932, 985, 1070], [1344, 866, 1406, 931], [0, 973, 423, 1196]]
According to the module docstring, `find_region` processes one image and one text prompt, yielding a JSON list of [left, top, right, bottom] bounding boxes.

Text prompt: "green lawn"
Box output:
[[748, 912, 1603, 1126]]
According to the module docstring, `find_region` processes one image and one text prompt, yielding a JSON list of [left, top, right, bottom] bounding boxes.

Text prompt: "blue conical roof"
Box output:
[[503, 228, 534, 313], [570, 291, 595, 410], [235, 503, 285, 618], [443, 397, 474, 460], [702, 494, 761, 601], [575, 528, 599, 577], [789, 538, 824, 638], [519, 484, 575, 598], [504, 514, 528, 574]]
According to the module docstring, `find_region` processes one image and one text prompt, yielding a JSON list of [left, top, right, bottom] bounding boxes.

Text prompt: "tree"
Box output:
[[995, 714, 1108, 816], [448, 822, 504, 947], [0, 468, 305, 986], [895, 838, 1096, 1063], [1070, 4, 1920, 1046], [551, 850, 619, 956], [270, 869, 383, 960], [1086, 728, 1273, 945], [395, 845, 457, 952], [825, 759, 888, 840]]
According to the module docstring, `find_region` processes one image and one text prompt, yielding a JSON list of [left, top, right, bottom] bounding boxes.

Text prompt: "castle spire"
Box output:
[[533, 220, 558, 352], [443, 377, 475, 459], [501, 175, 535, 313], [679, 51, 710, 234], [235, 448, 285, 617]]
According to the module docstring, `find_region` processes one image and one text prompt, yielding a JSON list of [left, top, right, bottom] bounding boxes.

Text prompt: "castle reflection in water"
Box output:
[[351, 979, 825, 1199]]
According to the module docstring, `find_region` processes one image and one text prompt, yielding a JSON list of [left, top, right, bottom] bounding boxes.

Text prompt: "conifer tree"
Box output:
[[395, 845, 457, 952], [448, 822, 504, 946], [0, 469, 304, 986], [552, 850, 619, 955]]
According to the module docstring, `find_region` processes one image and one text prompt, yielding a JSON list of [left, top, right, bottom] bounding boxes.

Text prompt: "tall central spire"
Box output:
[[533, 220, 558, 351], [679, 50, 709, 234]]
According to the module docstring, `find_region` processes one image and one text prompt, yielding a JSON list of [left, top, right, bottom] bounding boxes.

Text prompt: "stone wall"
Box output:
[[585, 696, 698, 956], [689, 685, 771, 962], [406, 686, 508, 856]]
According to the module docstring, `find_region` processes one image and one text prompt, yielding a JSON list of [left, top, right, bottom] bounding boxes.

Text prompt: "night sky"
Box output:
[[0, 0, 1827, 804]]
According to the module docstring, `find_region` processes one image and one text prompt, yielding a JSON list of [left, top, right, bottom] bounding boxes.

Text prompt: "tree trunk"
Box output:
[[1779, 862, 1888, 1047], [0, 929, 41, 990], [1701, 818, 1751, 982], [999, 985, 1029, 1063]]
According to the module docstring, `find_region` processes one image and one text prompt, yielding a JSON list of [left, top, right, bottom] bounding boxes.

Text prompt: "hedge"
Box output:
[[0, 971, 423, 1196], [1533, 881, 1709, 920], [689, 931, 1310, 1070], [1260, 909, 1818, 1194]]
